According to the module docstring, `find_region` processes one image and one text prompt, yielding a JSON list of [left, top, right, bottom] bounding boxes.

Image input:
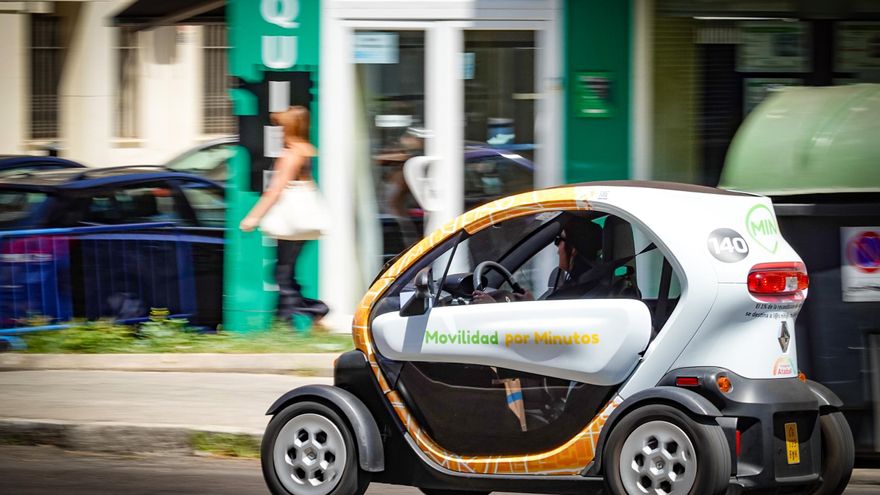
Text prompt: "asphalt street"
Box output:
[[0, 445, 512, 495], [1, 445, 879, 495]]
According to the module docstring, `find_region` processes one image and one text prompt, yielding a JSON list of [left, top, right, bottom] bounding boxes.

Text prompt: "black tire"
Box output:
[[420, 490, 490, 495], [603, 404, 730, 495], [812, 411, 855, 495], [261, 401, 370, 495]]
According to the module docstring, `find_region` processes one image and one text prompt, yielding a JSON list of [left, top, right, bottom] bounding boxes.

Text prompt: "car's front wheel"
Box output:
[[261, 401, 369, 495], [603, 404, 730, 495]]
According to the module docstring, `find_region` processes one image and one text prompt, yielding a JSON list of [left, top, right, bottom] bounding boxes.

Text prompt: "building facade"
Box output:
[[4, 0, 880, 333], [0, 0, 235, 166]]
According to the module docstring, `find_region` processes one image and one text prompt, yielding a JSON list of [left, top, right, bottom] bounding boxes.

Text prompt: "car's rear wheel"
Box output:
[[604, 404, 730, 495], [261, 401, 369, 495], [812, 411, 854, 495]]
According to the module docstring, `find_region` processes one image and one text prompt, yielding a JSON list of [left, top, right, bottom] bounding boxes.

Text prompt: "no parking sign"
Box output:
[[841, 227, 880, 302]]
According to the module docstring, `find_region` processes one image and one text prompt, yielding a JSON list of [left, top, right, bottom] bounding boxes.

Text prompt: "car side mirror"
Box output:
[[400, 267, 433, 317]]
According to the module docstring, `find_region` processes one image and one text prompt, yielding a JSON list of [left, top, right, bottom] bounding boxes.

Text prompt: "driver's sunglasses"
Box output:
[[554, 235, 568, 246]]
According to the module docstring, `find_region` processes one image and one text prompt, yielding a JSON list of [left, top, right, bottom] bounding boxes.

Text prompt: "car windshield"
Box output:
[[0, 189, 48, 229]]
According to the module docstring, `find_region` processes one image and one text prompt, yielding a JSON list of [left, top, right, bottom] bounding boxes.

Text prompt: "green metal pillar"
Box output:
[[224, 0, 320, 331], [563, 0, 632, 183]]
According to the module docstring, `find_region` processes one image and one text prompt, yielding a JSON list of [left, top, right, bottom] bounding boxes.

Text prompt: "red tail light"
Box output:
[[675, 376, 700, 387], [747, 262, 809, 296]]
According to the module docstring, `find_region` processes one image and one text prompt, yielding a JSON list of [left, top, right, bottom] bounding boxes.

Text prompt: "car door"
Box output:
[[369, 211, 653, 457], [62, 180, 197, 323]]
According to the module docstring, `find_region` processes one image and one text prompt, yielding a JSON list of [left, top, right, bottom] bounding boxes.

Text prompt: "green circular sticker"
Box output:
[[746, 204, 779, 253]]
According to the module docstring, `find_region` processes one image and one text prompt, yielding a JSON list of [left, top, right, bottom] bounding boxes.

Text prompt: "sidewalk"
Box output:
[[0, 353, 337, 455]]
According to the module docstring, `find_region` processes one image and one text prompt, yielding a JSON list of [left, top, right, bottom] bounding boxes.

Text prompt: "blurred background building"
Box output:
[[1, 0, 879, 326], [0, 0, 234, 166]]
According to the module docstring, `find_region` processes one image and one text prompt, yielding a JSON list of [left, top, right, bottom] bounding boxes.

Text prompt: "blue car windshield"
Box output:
[[0, 190, 48, 229]]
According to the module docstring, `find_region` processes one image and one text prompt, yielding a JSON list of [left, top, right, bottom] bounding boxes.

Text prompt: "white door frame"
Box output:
[[320, 4, 562, 331]]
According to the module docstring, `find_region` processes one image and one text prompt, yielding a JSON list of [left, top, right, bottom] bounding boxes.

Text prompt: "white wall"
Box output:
[[60, 0, 115, 166], [115, 25, 202, 166], [0, 13, 26, 154], [0, 1, 216, 166]]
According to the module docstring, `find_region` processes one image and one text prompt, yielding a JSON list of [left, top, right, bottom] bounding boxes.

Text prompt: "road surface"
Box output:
[[1, 445, 876, 495]]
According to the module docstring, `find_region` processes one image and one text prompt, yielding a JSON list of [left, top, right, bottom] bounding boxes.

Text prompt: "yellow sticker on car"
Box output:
[[784, 422, 800, 464]]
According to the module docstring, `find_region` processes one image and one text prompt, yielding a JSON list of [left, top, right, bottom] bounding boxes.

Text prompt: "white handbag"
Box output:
[[259, 180, 329, 241]]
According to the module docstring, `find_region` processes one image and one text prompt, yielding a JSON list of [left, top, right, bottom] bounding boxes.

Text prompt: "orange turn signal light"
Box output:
[[798, 372, 807, 382], [717, 376, 732, 393]]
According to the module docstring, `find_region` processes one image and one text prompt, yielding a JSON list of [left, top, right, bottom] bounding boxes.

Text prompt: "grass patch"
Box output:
[[191, 432, 261, 458], [16, 317, 354, 354]]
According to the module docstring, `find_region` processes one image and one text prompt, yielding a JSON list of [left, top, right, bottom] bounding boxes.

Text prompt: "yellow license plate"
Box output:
[[784, 422, 800, 464]]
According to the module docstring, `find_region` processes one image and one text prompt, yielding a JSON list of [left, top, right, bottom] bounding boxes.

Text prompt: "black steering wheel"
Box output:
[[473, 261, 524, 294]]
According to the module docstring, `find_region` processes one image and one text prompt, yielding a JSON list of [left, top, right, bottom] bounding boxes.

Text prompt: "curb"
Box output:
[[0, 418, 262, 456], [0, 353, 337, 376]]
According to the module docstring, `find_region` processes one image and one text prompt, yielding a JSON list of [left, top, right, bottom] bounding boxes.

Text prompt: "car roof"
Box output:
[[0, 155, 86, 171], [166, 136, 238, 165], [0, 166, 222, 191], [556, 180, 758, 197]]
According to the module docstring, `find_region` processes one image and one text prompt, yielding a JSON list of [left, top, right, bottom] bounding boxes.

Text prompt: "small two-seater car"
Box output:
[[262, 181, 854, 495]]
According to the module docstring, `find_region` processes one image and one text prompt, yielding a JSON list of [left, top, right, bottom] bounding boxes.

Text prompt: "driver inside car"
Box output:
[[471, 217, 603, 304]]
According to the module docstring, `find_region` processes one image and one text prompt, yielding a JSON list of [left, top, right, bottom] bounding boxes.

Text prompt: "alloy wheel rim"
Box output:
[[273, 413, 347, 495], [618, 420, 697, 495]]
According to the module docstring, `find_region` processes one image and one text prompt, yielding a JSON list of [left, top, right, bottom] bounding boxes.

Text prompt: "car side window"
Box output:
[[369, 235, 460, 322], [0, 190, 49, 228], [178, 181, 225, 228], [436, 212, 568, 306], [82, 183, 183, 225], [430, 211, 682, 331]]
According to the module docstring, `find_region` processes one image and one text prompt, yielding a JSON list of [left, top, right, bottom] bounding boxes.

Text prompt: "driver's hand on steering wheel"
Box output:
[[471, 290, 495, 304], [471, 288, 534, 304]]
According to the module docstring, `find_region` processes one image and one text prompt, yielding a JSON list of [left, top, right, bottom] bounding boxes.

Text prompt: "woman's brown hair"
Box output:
[[270, 105, 310, 145]]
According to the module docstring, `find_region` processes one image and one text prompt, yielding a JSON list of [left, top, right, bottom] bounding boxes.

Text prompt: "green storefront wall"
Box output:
[[564, 0, 632, 183], [223, 0, 321, 332]]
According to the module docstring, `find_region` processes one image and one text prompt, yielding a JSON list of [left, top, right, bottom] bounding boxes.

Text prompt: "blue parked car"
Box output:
[[0, 155, 86, 176], [0, 166, 225, 328]]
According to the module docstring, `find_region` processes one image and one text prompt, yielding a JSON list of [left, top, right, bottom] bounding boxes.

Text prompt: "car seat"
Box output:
[[602, 216, 641, 299], [131, 192, 159, 221]]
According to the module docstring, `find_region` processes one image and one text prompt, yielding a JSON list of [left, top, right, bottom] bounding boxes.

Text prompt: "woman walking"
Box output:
[[239, 106, 328, 326]]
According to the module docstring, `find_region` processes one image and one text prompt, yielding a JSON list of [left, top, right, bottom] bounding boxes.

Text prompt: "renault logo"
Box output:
[[779, 322, 791, 353]]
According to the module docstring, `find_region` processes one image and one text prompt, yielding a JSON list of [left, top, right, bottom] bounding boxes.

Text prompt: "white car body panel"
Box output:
[[372, 299, 652, 386], [670, 283, 800, 379], [565, 186, 803, 394]]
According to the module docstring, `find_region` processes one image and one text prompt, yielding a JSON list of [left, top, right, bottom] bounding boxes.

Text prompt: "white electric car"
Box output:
[[262, 181, 854, 495]]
